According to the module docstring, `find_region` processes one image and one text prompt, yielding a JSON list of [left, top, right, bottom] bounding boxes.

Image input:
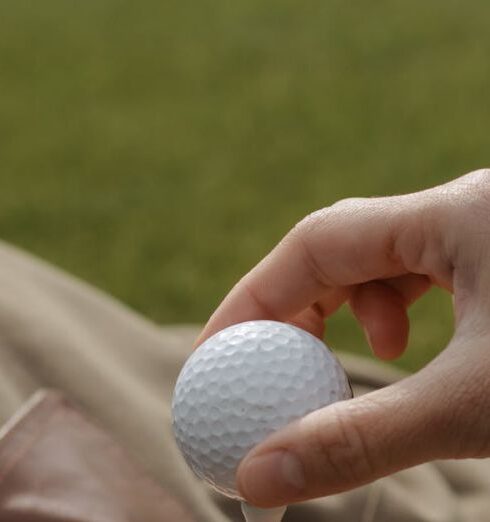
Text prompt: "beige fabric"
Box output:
[[0, 239, 488, 521]]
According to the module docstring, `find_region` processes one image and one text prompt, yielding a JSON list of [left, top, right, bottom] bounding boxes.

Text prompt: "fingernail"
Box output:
[[238, 451, 306, 504], [363, 327, 374, 350]]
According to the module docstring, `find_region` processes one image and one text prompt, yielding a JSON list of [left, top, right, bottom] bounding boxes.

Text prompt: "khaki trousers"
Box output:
[[0, 240, 488, 522]]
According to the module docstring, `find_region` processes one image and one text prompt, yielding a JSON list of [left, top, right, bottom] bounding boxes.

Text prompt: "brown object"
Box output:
[[0, 390, 195, 521]]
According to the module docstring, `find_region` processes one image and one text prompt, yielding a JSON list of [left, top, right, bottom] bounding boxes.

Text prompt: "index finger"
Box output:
[[196, 193, 436, 346]]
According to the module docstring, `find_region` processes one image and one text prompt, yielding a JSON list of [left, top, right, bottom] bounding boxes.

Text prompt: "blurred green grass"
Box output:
[[1, 1, 488, 371]]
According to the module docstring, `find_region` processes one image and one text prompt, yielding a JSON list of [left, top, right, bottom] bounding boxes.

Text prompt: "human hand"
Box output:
[[195, 169, 490, 508]]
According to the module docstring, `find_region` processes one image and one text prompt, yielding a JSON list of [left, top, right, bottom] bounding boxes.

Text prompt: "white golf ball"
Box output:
[[172, 320, 352, 499]]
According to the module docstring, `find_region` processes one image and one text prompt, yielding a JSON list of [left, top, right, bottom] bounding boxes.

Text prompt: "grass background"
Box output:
[[1, 1, 489, 371]]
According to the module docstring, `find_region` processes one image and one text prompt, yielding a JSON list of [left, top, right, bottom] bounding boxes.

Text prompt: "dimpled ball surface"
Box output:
[[172, 320, 352, 499]]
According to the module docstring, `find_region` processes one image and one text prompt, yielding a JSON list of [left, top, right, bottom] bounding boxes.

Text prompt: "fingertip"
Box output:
[[287, 306, 326, 339], [365, 315, 409, 360], [350, 282, 410, 360], [237, 450, 306, 508], [193, 324, 213, 349]]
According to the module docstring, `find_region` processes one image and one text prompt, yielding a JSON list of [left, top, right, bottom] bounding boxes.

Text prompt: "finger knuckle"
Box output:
[[330, 197, 371, 213], [291, 197, 377, 243], [311, 403, 375, 487], [291, 208, 329, 238], [292, 197, 372, 237], [471, 171, 490, 220], [287, 210, 334, 287], [462, 168, 490, 186], [441, 169, 490, 219]]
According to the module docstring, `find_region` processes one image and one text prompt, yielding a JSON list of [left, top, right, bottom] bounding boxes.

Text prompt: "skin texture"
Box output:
[[195, 169, 490, 508]]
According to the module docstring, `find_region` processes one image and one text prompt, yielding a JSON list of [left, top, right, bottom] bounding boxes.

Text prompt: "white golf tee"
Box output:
[[241, 503, 287, 522]]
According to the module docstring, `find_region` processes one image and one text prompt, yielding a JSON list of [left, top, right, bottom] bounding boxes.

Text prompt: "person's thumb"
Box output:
[[235, 347, 480, 508]]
